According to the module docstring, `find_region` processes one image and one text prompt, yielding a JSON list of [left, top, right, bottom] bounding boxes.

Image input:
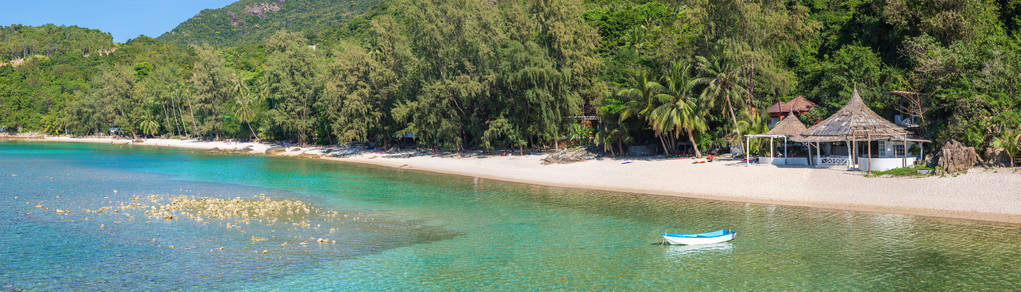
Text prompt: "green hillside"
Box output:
[[0, 24, 114, 62], [158, 0, 382, 47]]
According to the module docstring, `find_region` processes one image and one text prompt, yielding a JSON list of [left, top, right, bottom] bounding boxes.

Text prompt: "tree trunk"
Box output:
[[247, 121, 257, 141], [726, 97, 742, 149], [187, 99, 198, 137], [617, 135, 623, 156], [659, 135, 670, 156], [686, 127, 701, 157]]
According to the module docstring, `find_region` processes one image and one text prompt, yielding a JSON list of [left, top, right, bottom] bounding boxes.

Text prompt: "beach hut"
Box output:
[[767, 96, 817, 127], [745, 109, 809, 166], [794, 88, 930, 171]]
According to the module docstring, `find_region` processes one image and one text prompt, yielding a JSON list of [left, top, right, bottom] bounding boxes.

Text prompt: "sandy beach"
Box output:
[[11, 135, 1021, 224]]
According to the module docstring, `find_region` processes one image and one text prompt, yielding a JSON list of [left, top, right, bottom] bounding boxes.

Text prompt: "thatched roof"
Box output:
[[794, 88, 908, 142], [768, 96, 817, 115], [766, 109, 808, 137]]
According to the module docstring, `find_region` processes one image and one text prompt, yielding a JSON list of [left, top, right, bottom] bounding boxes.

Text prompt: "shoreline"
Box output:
[[6, 135, 1021, 225]]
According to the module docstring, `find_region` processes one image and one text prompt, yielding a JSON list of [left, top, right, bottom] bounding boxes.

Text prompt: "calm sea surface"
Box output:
[[1, 142, 1019, 290]]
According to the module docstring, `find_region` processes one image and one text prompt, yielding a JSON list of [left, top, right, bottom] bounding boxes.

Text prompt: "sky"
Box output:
[[1, 0, 237, 43]]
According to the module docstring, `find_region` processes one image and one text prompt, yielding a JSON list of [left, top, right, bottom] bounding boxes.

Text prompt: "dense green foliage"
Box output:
[[158, 0, 382, 47], [2, 0, 1020, 162], [0, 24, 114, 62]]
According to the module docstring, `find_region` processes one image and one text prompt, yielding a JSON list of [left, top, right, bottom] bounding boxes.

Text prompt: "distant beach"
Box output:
[[11, 135, 1021, 224]]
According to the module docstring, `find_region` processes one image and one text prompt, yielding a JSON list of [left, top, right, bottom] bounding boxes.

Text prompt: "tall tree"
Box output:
[[695, 55, 748, 147], [652, 62, 707, 157], [263, 31, 320, 144], [95, 65, 140, 138], [189, 45, 236, 139]]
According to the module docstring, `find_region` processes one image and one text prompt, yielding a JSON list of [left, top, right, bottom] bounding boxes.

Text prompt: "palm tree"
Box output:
[[995, 125, 1020, 167], [617, 72, 666, 123], [735, 109, 770, 156], [618, 72, 670, 153], [233, 79, 258, 140], [139, 118, 159, 138], [694, 56, 750, 148], [594, 118, 631, 157], [651, 62, 707, 157]]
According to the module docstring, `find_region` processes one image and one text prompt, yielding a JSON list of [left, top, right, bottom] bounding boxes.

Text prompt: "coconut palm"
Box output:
[[651, 62, 707, 157], [139, 118, 159, 138], [617, 72, 666, 124], [735, 108, 770, 155], [694, 56, 750, 148], [594, 119, 631, 157], [233, 79, 259, 140], [617, 72, 672, 153], [994, 125, 1020, 167]]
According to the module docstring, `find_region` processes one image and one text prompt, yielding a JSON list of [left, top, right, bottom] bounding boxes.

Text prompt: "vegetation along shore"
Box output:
[[7, 135, 1019, 225]]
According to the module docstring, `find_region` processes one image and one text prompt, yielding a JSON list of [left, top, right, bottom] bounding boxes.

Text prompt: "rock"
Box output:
[[541, 147, 596, 165], [265, 147, 286, 155], [982, 147, 1011, 167], [937, 140, 980, 175]]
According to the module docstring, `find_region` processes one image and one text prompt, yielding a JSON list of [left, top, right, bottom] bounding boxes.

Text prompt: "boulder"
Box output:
[[541, 147, 596, 165], [982, 147, 1009, 167], [937, 140, 979, 175], [265, 147, 287, 155]]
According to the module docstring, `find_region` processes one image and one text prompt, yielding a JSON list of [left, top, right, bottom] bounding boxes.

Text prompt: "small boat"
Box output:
[[660, 229, 736, 245]]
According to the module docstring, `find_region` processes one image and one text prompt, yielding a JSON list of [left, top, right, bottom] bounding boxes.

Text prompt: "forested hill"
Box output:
[[0, 24, 114, 62], [2, 0, 1021, 166], [157, 0, 382, 47]]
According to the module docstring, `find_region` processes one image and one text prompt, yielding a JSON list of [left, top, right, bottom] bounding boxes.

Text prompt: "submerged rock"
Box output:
[[265, 147, 286, 155]]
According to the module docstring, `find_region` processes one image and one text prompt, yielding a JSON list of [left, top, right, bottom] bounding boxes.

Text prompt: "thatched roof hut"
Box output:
[[766, 109, 808, 137], [768, 96, 817, 118], [794, 88, 907, 142]]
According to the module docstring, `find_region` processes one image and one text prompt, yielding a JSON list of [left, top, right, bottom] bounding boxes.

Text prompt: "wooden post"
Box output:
[[746, 136, 750, 166], [770, 137, 774, 164], [847, 140, 852, 170], [783, 136, 788, 165], [867, 134, 872, 173], [807, 141, 813, 167], [851, 138, 857, 170], [903, 137, 908, 168], [816, 142, 822, 167]]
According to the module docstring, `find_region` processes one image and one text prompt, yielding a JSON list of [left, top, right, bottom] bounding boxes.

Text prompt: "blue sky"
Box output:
[[1, 0, 237, 43]]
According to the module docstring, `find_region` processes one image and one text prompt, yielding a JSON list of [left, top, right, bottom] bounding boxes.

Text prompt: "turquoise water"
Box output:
[[1, 142, 1020, 290]]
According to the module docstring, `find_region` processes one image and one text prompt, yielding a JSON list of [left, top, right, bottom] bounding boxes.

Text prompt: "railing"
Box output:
[[818, 156, 849, 165]]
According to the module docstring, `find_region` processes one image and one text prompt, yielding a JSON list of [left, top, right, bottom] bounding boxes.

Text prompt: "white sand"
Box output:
[[17, 135, 1021, 224]]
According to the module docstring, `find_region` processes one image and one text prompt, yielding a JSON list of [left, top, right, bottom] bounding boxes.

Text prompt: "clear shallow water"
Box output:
[[1, 142, 1019, 290]]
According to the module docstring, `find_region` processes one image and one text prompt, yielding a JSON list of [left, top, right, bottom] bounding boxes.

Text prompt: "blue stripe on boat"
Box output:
[[660, 229, 735, 238]]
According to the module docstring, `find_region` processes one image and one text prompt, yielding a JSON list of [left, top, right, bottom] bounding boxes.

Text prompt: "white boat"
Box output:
[[660, 229, 736, 245]]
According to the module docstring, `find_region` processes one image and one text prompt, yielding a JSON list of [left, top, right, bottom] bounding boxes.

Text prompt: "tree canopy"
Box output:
[[1, 0, 1019, 162]]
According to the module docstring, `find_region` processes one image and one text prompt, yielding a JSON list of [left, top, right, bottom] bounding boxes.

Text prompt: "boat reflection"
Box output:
[[664, 242, 735, 258]]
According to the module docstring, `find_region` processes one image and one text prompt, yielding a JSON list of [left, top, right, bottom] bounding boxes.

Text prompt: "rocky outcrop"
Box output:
[[937, 140, 979, 175], [541, 147, 596, 165], [244, 3, 282, 18]]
